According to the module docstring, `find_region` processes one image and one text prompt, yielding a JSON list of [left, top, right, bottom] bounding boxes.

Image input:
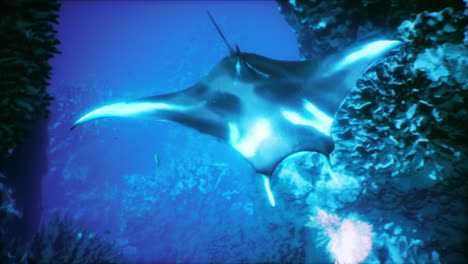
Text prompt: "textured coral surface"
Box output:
[[275, 1, 467, 263]]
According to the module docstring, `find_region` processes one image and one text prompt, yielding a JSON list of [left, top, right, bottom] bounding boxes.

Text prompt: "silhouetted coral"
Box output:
[[0, 0, 60, 157]]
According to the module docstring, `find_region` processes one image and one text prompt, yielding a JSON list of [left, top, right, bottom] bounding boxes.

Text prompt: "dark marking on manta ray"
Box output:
[[184, 84, 210, 98], [206, 92, 242, 114], [71, 12, 402, 206], [166, 112, 229, 141]]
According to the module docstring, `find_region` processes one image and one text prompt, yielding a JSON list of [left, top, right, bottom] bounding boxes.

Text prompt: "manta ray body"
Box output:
[[72, 14, 401, 206]]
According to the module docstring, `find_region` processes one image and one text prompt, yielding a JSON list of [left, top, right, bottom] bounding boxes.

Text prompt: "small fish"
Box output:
[[154, 153, 159, 166]]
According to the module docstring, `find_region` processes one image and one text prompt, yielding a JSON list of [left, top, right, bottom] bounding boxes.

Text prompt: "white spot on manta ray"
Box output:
[[228, 119, 272, 158], [235, 60, 241, 75], [228, 123, 240, 144], [281, 99, 333, 136]]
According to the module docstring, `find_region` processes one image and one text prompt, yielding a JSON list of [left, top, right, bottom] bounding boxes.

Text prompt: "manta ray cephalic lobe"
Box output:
[[72, 13, 401, 206]]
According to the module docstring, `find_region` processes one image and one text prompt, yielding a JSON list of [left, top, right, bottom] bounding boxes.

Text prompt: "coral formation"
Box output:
[[0, 0, 60, 156], [275, 2, 467, 263], [0, 210, 125, 264], [2, 173, 124, 263], [27, 216, 124, 264]]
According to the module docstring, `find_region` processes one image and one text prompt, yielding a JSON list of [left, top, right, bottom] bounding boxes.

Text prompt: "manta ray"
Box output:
[[72, 13, 401, 206]]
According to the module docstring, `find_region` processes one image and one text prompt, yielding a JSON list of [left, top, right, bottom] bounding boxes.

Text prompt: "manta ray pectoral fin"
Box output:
[[323, 40, 402, 78], [71, 101, 188, 129]]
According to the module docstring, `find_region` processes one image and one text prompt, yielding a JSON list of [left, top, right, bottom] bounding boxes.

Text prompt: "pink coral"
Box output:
[[309, 207, 373, 264]]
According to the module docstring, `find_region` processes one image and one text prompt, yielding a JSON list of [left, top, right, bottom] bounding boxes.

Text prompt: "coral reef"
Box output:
[[332, 7, 467, 262], [273, 2, 467, 263], [0, 0, 60, 157], [2, 175, 123, 263], [27, 216, 124, 264]]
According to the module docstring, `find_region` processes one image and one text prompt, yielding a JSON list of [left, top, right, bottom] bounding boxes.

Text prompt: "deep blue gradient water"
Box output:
[[44, 1, 299, 262]]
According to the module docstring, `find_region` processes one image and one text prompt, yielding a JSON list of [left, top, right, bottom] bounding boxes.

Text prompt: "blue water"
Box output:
[[44, 1, 299, 263]]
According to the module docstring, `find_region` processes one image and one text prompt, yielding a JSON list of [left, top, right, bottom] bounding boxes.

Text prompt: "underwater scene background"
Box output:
[[0, 0, 466, 264]]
